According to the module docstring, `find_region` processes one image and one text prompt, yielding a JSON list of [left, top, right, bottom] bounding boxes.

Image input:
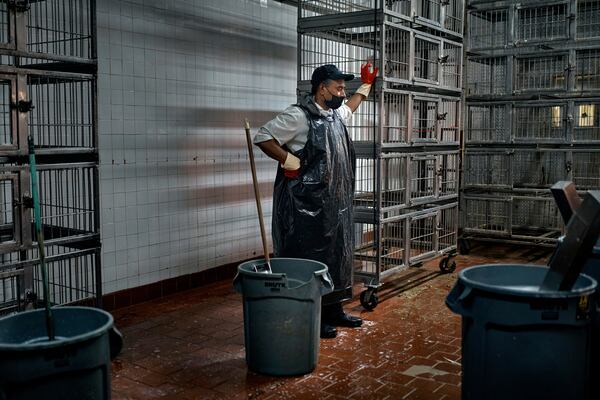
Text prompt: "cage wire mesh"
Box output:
[[466, 57, 507, 95], [517, 4, 568, 42], [444, 0, 464, 34], [577, 0, 600, 39], [438, 152, 458, 197], [0, 78, 12, 146], [26, 0, 93, 60], [439, 98, 460, 143], [0, 176, 15, 246], [411, 98, 437, 142], [354, 154, 409, 212], [464, 152, 511, 188], [414, 37, 439, 82], [416, 0, 441, 22], [462, 195, 511, 235], [299, 0, 412, 18], [409, 154, 436, 201], [438, 204, 458, 251], [28, 75, 94, 150], [511, 196, 562, 238], [441, 42, 462, 89], [515, 54, 567, 91], [408, 213, 436, 261], [384, 24, 411, 82], [576, 49, 600, 91], [32, 248, 98, 306], [574, 102, 600, 141], [382, 90, 409, 143], [468, 8, 508, 49], [354, 219, 408, 279], [33, 164, 96, 243], [299, 27, 380, 82], [513, 150, 568, 188], [0, 2, 8, 46], [572, 151, 600, 189], [466, 104, 509, 143], [514, 104, 566, 142], [0, 269, 21, 314]]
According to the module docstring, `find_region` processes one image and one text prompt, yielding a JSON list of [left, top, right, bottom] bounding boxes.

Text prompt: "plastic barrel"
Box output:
[[446, 264, 596, 400], [233, 258, 334, 375], [0, 306, 123, 400]]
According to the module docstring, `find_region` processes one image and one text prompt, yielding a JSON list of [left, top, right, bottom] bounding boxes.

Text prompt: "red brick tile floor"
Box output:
[[111, 244, 552, 399]]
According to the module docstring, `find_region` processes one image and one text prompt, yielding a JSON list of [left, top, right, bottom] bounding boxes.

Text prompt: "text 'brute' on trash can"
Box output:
[[234, 258, 333, 375]]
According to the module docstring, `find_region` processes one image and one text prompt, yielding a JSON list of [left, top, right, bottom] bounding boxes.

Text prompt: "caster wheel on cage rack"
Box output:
[[360, 289, 379, 311], [439, 257, 456, 273]]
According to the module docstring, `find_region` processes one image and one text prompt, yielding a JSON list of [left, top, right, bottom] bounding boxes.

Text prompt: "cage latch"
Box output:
[[12, 100, 34, 113], [15, 195, 33, 209], [440, 0, 450, 5], [565, 161, 572, 173], [8, 0, 30, 12], [437, 112, 448, 121], [438, 55, 449, 64]]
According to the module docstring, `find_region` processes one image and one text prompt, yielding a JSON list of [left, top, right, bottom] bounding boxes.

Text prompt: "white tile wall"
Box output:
[[97, 0, 296, 294]]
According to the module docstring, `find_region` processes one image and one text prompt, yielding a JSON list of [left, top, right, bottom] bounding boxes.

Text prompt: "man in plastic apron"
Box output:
[[253, 63, 378, 338]]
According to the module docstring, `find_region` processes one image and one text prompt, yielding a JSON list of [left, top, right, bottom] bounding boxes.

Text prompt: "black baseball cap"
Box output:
[[310, 64, 355, 88]]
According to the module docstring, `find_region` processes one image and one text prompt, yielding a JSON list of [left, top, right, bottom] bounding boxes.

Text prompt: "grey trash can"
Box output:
[[233, 257, 334, 376], [446, 264, 596, 400], [0, 306, 123, 400]]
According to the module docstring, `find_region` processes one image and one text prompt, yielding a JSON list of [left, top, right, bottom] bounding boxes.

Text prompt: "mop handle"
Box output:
[[28, 135, 54, 340], [244, 120, 270, 264]]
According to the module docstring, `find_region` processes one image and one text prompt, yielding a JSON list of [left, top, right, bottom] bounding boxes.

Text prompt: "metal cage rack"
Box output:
[[462, 0, 600, 249], [298, 0, 462, 309], [0, 0, 99, 314]]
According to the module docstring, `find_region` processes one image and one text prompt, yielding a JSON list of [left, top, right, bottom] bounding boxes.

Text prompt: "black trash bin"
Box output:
[[446, 264, 596, 400]]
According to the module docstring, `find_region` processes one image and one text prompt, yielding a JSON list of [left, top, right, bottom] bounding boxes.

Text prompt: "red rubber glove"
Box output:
[[284, 169, 300, 179], [361, 63, 379, 85]]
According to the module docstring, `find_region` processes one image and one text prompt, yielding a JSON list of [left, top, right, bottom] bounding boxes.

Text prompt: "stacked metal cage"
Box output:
[[0, 0, 99, 315], [462, 0, 600, 249], [298, 0, 463, 309]]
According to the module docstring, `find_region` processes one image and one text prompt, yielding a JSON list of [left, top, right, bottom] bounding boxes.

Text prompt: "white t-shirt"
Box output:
[[253, 100, 353, 153]]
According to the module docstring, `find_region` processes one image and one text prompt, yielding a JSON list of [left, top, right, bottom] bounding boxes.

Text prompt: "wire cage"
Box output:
[[516, 3, 569, 43], [577, 0, 600, 39], [415, 0, 441, 23], [25, 0, 95, 62], [512, 150, 568, 188], [438, 203, 458, 253], [411, 96, 438, 142], [465, 103, 509, 143], [299, 0, 412, 18], [408, 210, 436, 262], [444, 0, 464, 35], [439, 97, 460, 143], [0, 71, 97, 155], [414, 36, 439, 83], [27, 73, 96, 152], [0, 246, 99, 314], [0, 172, 20, 251], [438, 151, 459, 198], [463, 151, 511, 188], [511, 196, 562, 240], [354, 218, 408, 283], [572, 151, 600, 189], [515, 54, 568, 92], [299, 26, 381, 83], [513, 103, 567, 142], [441, 41, 462, 90], [409, 153, 436, 202], [468, 8, 508, 49], [573, 101, 600, 142], [354, 154, 409, 213], [462, 195, 511, 236], [466, 57, 507, 96], [33, 163, 97, 243], [381, 89, 410, 144], [576, 49, 600, 91], [384, 23, 411, 82]]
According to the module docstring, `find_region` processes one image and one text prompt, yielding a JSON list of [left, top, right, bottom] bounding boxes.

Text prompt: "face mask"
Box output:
[[324, 87, 344, 110]]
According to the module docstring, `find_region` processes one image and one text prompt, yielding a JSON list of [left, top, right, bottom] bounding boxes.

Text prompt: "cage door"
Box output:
[[0, 2, 15, 50], [0, 75, 17, 152], [0, 173, 21, 252]]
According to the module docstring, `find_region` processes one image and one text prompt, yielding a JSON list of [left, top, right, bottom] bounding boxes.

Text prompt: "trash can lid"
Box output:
[[459, 264, 597, 298]]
